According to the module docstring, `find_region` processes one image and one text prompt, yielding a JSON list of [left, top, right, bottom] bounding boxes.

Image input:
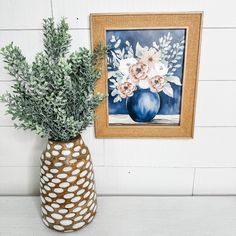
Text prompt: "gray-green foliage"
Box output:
[[0, 18, 106, 141]]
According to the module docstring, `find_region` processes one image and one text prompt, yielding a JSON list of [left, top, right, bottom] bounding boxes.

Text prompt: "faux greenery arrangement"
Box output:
[[0, 18, 106, 141]]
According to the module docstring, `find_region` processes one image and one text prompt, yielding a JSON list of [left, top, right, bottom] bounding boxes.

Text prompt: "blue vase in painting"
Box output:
[[126, 88, 160, 122]]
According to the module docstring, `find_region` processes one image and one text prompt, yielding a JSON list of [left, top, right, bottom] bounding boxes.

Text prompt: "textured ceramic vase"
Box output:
[[40, 135, 97, 232]]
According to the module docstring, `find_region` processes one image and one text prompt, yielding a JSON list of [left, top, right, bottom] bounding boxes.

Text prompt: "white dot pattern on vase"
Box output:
[[54, 162, 63, 167], [72, 169, 80, 175], [81, 149, 86, 154], [45, 197, 52, 202], [50, 168, 58, 174], [52, 150, 60, 156], [46, 217, 55, 224], [54, 145, 62, 150], [59, 182, 70, 188], [43, 219, 49, 227], [80, 170, 88, 178], [45, 152, 51, 158], [51, 203, 60, 208], [44, 185, 51, 191], [67, 176, 77, 182], [60, 219, 73, 226], [46, 173, 53, 179], [77, 161, 85, 168], [42, 165, 49, 171], [74, 215, 83, 221], [73, 222, 85, 229], [42, 207, 47, 215], [69, 159, 77, 164], [51, 178, 61, 184], [49, 193, 57, 198], [41, 197, 46, 204], [64, 193, 74, 199], [62, 150, 71, 156], [77, 178, 85, 185], [51, 213, 63, 220], [84, 213, 91, 220], [53, 225, 64, 231], [68, 186, 78, 192], [45, 205, 54, 212], [58, 209, 68, 214], [42, 176, 49, 182], [71, 196, 81, 203], [66, 142, 74, 148], [41, 189, 47, 195], [79, 200, 86, 207], [41, 169, 45, 175], [74, 146, 81, 152], [77, 189, 85, 195], [86, 155, 90, 161], [84, 191, 91, 199], [48, 182, 56, 188], [63, 167, 72, 172], [65, 203, 75, 209], [83, 181, 90, 188], [80, 208, 88, 215], [85, 162, 91, 169], [65, 213, 75, 218], [73, 207, 82, 213], [54, 188, 64, 193], [45, 160, 51, 165], [72, 152, 80, 158], [57, 173, 68, 179], [56, 199, 65, 204], [40, 136, 97, 232]]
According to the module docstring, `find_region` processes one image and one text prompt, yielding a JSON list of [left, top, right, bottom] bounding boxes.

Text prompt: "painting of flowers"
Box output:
[[107, 29, 186, 125]]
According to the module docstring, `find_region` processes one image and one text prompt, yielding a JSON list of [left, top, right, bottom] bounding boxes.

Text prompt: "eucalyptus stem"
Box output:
[[0, 18, 106, 141]]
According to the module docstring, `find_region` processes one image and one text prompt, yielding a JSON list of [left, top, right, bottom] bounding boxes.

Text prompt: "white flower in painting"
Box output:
[[119, 58, 137, 77], [140, 47, 160, 69], [149, 62, 168, 77], [135, 42, 149, 58], [138, 78, 150, 89]]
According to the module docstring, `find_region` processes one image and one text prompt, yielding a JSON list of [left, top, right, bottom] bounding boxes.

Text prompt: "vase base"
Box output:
[[42, 209, 97, 232]]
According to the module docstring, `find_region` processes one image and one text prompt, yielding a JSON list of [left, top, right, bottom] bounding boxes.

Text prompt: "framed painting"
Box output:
[[90, 12, 202, 138]]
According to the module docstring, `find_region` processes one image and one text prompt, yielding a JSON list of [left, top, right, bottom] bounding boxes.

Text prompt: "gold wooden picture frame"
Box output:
[[90, 12, 202, 138]]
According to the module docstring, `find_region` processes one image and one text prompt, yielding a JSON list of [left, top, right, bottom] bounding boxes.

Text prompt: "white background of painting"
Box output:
[[0, 0, 236, 196]]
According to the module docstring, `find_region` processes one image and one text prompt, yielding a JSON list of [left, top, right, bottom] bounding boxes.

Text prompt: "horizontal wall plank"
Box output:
[[194, 168, 236, 195], [1, 81, 236, 126], [0, 0, 235, 29], [0, 0, 52, 29], [104, 127, 236, 168], [95, 166, 194, 195], [0, 127, 236, 168], [52, 0, 236, 28], [0, 127, 104, 167], [0, 167, 40, 195], [1, 29, 236, 81], [0, 166, 194, 195], [195, 81, 236, 126], [200, 29, 236, 80]]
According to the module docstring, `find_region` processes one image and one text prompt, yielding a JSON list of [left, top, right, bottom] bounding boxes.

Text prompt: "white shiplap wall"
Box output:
[[0, 0, 235, 196]]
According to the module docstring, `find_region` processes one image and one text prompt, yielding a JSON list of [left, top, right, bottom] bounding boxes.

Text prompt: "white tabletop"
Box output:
[[0, 196, 236, 236]]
